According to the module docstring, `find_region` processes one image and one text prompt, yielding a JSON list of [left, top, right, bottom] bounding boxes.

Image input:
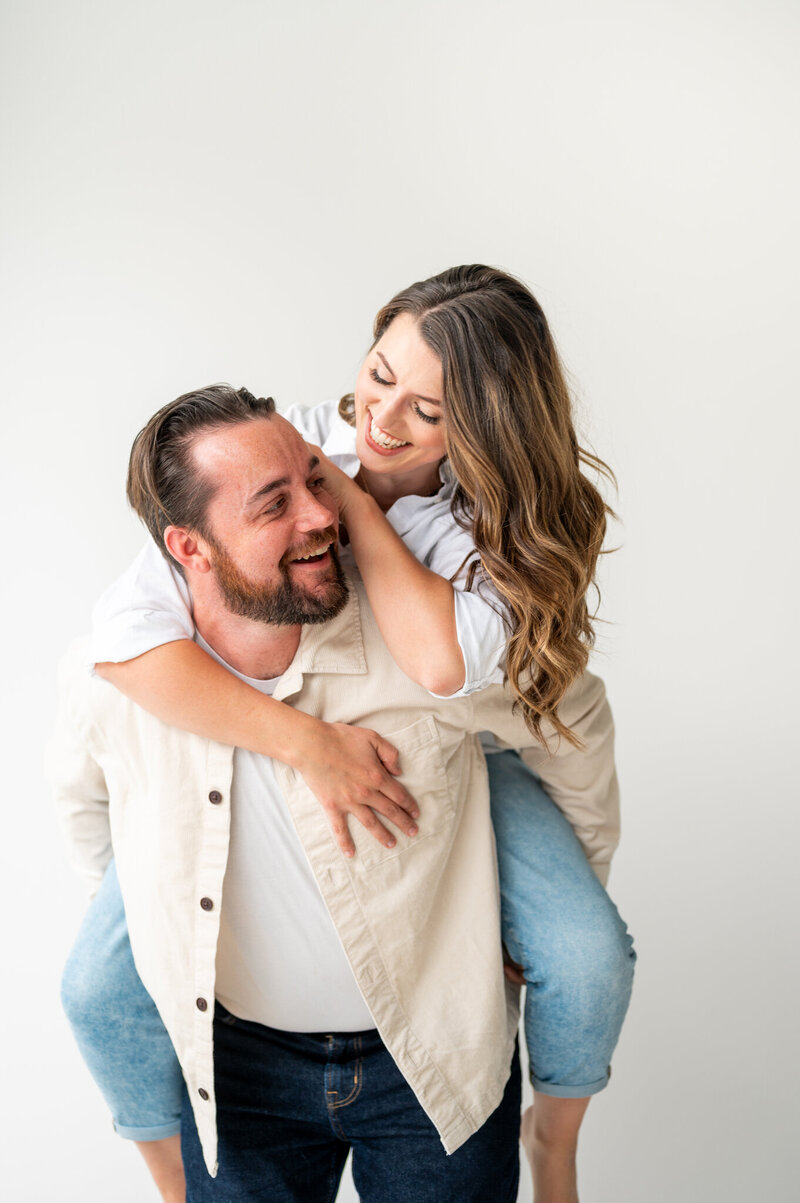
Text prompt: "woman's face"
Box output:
[[353, 313, 447, 479]]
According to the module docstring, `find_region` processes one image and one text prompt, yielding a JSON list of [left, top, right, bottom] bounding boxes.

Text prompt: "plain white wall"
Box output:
[[2, 1, 797, 1200]]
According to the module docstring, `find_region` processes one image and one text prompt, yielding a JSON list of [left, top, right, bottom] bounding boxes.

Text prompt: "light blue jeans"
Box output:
[[61, 750, 635, 1139]]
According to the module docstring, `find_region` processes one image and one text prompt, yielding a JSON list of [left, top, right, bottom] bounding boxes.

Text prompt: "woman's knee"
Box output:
[[62, 948, 112, 1034], [61, 922, 141, 1034], [521, 896, 635, 1002]]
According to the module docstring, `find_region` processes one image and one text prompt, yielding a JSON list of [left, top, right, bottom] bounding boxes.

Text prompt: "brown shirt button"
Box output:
[[198, 1088, 209, 1101], [196, 997, 208, 1011], [208, 790, 222, 805], [200, 897, 214, 911]]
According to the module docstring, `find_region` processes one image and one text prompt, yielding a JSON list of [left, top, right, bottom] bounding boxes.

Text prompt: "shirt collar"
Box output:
[[192, 569, 367, 707], [273, 574, 367, 703]]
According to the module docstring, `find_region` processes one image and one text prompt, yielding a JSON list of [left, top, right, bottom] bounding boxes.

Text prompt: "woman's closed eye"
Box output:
[[413, 403, 440, 425], [370, 366, 440, 425]]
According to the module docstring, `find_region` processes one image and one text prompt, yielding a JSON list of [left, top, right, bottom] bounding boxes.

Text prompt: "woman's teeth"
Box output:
[[369, 414, 409, 449]]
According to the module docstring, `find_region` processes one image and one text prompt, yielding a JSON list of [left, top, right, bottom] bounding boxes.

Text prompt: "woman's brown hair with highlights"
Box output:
[[340, 265, 615, 747]]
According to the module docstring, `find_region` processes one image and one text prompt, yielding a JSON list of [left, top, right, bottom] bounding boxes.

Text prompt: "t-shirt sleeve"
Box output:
[[281, 401, 337, 445], [435, 589, 508, 697], [89, 539, 195, 669], [401, 504, 508, 697]]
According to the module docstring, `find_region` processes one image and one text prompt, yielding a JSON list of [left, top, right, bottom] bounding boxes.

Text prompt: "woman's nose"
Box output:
[[370, 396, 406, 430]]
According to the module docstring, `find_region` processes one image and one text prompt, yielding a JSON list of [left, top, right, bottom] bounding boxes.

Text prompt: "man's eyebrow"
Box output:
[[245, 456, 321, 508], [246, 476, 290, 507], [376, 351, 442, 407]]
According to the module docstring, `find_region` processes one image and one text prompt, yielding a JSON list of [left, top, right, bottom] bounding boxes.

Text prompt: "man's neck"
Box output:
[[192, 599, 301, 681]]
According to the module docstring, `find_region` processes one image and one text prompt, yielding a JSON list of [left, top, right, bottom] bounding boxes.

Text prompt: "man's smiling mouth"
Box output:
[[284, 539, 335, 567]]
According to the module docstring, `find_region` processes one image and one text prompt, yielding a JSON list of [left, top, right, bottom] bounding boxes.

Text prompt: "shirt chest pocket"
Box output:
[[349, 715, 456, 871]]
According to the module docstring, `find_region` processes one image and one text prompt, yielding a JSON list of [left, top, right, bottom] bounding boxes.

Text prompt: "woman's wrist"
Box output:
[[338, 476, 377, 525], [340, 488, 383, 544], [274, 708, 327, 771]]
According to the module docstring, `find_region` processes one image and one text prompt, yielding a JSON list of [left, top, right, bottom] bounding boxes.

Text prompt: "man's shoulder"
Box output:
[[55, 637, 152, 736], [54, 637, 109, 741], [57, 637, 95, 697]]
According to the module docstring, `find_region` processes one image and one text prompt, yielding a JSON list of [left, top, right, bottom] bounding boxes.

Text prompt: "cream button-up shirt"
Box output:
[[48, 573, 619, 1176]]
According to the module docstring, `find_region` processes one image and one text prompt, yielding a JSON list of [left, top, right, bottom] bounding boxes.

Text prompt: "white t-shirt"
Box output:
[[200, 634, 375, 1032], [89, 399, 509, 695]]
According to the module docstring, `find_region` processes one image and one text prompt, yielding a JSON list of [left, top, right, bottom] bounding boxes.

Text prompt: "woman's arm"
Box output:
[[96, 641, 420, 858], [311, 452, 467, 696]]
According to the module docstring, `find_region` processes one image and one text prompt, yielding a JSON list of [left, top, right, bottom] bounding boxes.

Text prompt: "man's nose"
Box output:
[[296, 491, 337, 532]]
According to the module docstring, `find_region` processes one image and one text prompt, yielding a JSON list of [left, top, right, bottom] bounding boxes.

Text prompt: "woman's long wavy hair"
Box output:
[[340, 265, 615, 747]]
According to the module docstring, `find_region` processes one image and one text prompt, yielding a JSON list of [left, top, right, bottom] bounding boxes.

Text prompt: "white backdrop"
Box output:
[[2, 2, 798, 1200]]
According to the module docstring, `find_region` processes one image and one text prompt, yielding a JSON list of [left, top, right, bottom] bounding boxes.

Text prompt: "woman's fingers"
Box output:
[[327, 815, 357, 859], [365, 794, 419, 839], [374, 734, 402, 776], [297, 721, 421, 855], [323, 789, 420, 858]]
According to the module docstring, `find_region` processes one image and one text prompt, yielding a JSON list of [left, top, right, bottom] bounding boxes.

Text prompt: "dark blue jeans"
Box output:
[[181, 1004, 521, 1202]]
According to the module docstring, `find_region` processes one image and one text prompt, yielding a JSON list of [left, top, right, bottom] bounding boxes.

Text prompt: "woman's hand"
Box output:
[[306, 443, 367, 523], [293, 719, 420, 858]]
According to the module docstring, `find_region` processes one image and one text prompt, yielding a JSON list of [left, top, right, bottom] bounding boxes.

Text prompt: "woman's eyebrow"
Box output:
[[377, 351, 442, 406], [376, 351, 396, 379]]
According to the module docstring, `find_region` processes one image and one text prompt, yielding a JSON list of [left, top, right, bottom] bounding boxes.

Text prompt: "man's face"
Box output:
[[191, 415, 347, 626]]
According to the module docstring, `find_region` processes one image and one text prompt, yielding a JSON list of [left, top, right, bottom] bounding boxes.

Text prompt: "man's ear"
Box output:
[[163, 526, 213, 574]]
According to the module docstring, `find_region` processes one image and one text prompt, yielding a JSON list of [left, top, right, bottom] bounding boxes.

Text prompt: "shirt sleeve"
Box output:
[[281, 401, 338, 446], [429, 588, 508, 698], [407, 506, 508, 697], [45, 642, 113, 898], [89, 539, 195, 669], [466, 670, 620, 883]]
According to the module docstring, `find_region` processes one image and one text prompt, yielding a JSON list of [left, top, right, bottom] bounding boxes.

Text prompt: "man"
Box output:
[[49, 385, 618, 1201]]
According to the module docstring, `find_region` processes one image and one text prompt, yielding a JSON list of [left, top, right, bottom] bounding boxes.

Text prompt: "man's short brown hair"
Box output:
[[126, 384, 276, 567]]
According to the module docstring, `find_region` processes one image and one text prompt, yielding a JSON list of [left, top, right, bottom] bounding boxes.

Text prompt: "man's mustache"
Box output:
[[280, 526, 339, 568]]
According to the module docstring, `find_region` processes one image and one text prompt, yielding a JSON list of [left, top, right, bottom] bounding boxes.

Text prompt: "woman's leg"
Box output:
[[487, 749, 636, 1202], [61, 859, 186, 1202]]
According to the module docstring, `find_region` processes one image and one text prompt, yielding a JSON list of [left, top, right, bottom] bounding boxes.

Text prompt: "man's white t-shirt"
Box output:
[[199, 633, 375, 1033]]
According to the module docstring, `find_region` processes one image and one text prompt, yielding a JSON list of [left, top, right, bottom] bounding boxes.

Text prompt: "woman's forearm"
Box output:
[[344, 492, 466, 695], [95, 639, 421, 856], [96, 640, 320, 764]]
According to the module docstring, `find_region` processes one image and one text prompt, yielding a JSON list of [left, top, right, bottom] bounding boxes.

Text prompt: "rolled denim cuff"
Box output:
[[113, 1118, 182, 1142], [531, 1068, 610, 1099]]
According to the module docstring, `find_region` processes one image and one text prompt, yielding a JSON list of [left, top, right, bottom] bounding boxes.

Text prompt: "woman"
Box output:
[[63, 265, 635, 1203]]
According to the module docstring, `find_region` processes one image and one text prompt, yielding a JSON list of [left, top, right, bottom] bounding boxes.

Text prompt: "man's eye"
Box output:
[[309, 476, 326, 491], [369, 366, 391, 387], [264, 496, 286, 514]]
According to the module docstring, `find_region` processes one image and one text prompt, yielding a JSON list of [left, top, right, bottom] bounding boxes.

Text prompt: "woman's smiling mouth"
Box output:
[[365, 409, 411, 455]]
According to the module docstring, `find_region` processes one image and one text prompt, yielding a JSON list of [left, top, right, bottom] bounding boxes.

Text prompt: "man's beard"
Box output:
[[206, 528, 349, 626]]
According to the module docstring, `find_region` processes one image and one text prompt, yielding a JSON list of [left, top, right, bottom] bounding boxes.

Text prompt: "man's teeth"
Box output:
[[294, 544, 331, 561], [370, 415, 409, 449]]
